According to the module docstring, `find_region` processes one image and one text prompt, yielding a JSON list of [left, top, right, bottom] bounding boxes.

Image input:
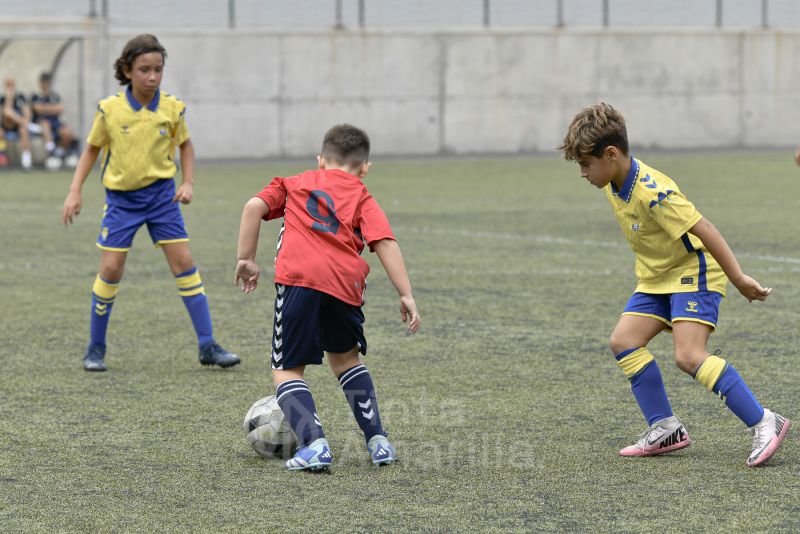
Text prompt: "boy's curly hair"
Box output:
[[113, 34, 167, 86], [558, 103, 629, 161]]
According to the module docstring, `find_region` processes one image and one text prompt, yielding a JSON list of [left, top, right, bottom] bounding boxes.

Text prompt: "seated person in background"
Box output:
[[31, 72, 78, 168], [1, 78, 33, 170]]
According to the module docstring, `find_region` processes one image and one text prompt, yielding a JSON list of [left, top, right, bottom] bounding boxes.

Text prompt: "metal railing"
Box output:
[[2, 0, 791, 30]]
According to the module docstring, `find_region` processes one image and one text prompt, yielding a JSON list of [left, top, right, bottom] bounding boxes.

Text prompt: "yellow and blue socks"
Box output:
[[694, 354, 764, 427], [616, 347, 673, 425], [276, 379, 326, 447], [175, 266, 214, 349], [89, 275, 119, 348], [338, 364, 385, 442]]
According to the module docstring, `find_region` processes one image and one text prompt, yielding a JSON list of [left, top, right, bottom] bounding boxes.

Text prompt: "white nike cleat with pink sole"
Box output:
[[619, 416, 691, 457]]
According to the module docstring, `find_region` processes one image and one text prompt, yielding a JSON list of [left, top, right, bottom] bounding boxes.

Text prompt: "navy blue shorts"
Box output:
[[271, 284, 367, 370], [97, 178, 189, 251], [622, 290, 723, 330]]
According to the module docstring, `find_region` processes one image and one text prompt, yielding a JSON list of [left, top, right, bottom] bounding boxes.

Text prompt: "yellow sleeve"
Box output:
[[174, 104, 190, 146], [86, 104, 109, 147], [647, 187, 702, 241]]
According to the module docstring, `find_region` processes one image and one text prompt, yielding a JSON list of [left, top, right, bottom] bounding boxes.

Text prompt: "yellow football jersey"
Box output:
[[87, 87, 190, 191], [605, 158, 727, 296]]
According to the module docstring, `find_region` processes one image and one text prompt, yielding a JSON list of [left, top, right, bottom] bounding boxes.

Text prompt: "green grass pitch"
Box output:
[[0, 151, 798, 531]]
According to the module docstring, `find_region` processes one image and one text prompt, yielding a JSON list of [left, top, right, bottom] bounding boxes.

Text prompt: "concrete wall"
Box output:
[[4, 24, 800, 158]]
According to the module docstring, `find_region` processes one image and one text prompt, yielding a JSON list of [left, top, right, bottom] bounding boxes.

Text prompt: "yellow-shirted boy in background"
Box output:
[[62, 34, 239, 372]]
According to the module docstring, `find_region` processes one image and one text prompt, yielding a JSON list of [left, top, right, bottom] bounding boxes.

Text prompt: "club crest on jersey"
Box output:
[[631, 215, 640, 232], [120, 125, 130, 135]]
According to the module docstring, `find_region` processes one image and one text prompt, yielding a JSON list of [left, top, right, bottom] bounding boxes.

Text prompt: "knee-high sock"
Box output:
[[338, 364, 385, 442], [276, 379, 325, 447], [90, 275, 119, 347], [616, 348, 673, 426], [694, 354, 764, 427], [175, 266, 214, 348]]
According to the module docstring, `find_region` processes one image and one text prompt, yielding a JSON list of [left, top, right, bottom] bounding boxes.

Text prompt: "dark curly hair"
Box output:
[[113, 34, 167, 86]]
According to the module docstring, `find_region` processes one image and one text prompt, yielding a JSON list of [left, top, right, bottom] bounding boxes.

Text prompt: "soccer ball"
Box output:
[[243, 395, 297, 459], [44, 156, 62, 171], [64, 153, 79, 169]]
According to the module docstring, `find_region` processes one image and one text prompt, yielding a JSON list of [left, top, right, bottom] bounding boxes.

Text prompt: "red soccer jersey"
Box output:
[[254, 168, 395, 306]]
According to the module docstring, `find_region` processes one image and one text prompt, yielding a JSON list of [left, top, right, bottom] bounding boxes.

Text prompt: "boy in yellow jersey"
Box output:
[[559, 103, 790, 467], [62, 34, 239, 372]]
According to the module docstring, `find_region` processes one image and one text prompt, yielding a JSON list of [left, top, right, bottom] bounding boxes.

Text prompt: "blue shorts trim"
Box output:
[[622, 291, 723, 330], [97, 179, 188, 250], [271, 284, 366, 370]]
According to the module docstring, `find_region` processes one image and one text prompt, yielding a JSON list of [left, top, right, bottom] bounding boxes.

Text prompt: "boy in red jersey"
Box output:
[[235, 124, 420, 471]]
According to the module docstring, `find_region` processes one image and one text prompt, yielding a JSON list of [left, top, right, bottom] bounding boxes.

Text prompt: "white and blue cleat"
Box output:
[[285, 438, 333, 472], [367, 435, 397, 466]]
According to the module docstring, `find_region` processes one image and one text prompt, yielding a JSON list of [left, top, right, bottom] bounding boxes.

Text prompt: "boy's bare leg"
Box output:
[[327, 347, 361, 376], [273, 367, 305, 387], [609, 314, 665, 355]]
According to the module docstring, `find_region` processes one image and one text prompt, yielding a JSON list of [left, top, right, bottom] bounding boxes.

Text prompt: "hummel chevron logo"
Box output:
[[275, 311, 282, 322], [649, 190, 675, 209], [272, 350, 282, 363], [276, 297, 284, 307], [640, 174, 658, 189], [275, 325, 282, 335], [659, 428, 686, 448], [358, 399, 372, 409], [277, 285, 285, 295], [274, 338, 283, 349], [361, 409, 374, 420]]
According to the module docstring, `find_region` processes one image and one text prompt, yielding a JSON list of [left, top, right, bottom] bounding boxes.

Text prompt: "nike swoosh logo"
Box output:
[[646, 429, 667, 446], [750, 441, 770, 460]]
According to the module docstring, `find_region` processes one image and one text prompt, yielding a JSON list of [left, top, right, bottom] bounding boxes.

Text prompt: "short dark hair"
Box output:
[[113, 34, 167, 86], [321, 124, 370, 167], [39, 72, 52, 82]]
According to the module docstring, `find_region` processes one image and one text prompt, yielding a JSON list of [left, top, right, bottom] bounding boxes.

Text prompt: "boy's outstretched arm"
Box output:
[[372, 238, 420, 332], [62, 144, 102, 225], [235, 197, 269, 294], [689, 217, 771, 302]]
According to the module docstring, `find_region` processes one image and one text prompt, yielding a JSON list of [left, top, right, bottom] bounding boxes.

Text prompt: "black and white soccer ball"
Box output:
[[243, 395, 297, 459]]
